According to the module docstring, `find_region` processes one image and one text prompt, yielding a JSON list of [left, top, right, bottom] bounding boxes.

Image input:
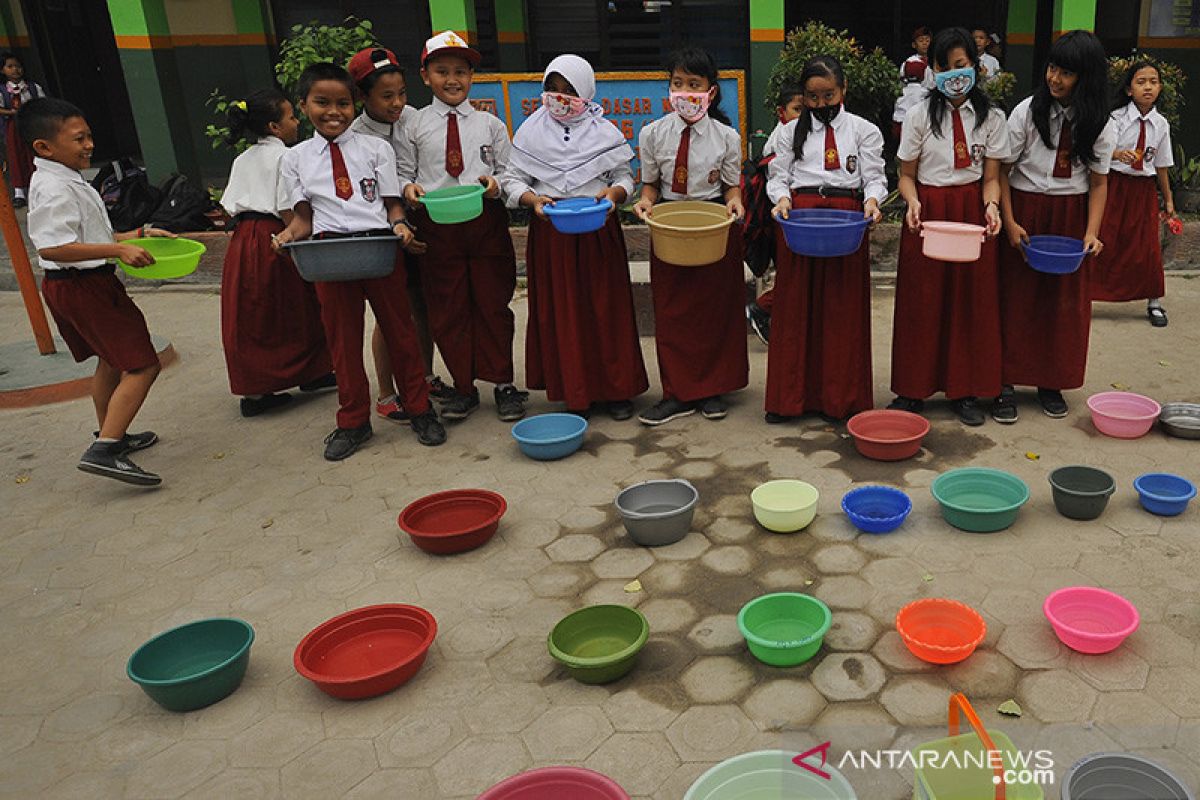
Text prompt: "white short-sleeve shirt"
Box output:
[[765, 111, 888, 205], [350, 106, 416, 171], [220, 137, 292, 217], [396, 98, 511, 195], [898, 101, 1009, 187], [501, 162, 635, 207], [979, 53, 1002, 82], [638, 113, 741, 201], [1109, 103, 1173, 177], [27, 157, 115, 270], [1005, 96, 1117, 195], [280, 130, 401, 235]]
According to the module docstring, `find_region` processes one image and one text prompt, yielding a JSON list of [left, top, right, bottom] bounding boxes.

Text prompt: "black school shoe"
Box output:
[[1148, 306, 1169, 328], [746, 302, 771, 345], [951, 397, 985, 427], [410, 410, 447, 446], [607, 400, 634, 421], [699, 396, 728, 420], [78, 441, 161, 486], [495, 385, 529, 422], [298, 372, 337, 392], [886, 396, 925, 414], [323, 423, 373, 461], [92, 430, 159, 453], [991, 386, 1018, 424], [240, 393, 292, 417], [765, 412, 795, 424], [1037, 389, 1069, 419], [428, 375, 457, 404], [638, 398, 696, 426], [440, 391, 480, 421]]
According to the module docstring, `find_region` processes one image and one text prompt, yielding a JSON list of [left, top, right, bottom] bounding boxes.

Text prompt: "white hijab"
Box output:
[[510, 54, 633, 194]]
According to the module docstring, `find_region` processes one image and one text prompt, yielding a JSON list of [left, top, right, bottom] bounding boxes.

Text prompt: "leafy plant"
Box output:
[[982, 71, 1017, 111], [1108, 54, 1186, 131], [1170, 144, 1200, 190], [767, 22, 901, 136]]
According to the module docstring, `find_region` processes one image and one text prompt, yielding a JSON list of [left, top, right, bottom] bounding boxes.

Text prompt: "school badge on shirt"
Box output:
[[359, 177, 377, 202], [1144, 146, 1156, 164], [479, 144, 495, 168], [971, 144, 985, 165], [845, 155, 858, 174]]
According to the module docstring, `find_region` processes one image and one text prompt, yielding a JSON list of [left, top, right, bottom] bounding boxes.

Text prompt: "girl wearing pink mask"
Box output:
[[633, 47, 747, 427], [503, 54, 648, 419]]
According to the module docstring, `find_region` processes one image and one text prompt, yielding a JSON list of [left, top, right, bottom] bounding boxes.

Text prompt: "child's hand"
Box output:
[[393, 224, 415, 248], [904, 199, 921, 232], [594, 187, 624, 213], [1006, 221, 1029, 250], [117, 244, 155, 267], [1083, 234, 1104, 256], [984, 202, 1002, 237], [1113, 149, 1139, 165], [531, 195, 555, 219], [726, 198, 745, 221], [403, 183, 426, 206], [404, 238, 428, 255], [144, 226, 178, 239], [864, 198, 882, 226], [771, 198, 791, 220], [632, 197, 654, 220], [271, 229, 296, 253], [479, 175, 500, 200]]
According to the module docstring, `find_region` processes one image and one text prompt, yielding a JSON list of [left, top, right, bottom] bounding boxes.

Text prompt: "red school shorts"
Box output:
[[41, 265, 159, 372]]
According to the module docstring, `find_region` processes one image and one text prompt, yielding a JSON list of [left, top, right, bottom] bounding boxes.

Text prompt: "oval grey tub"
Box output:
[[1062, 753, 1195, 800], [615, 479, 698, 547]]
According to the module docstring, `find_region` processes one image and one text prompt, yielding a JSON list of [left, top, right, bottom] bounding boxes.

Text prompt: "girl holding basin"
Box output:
[[501, 54, 648, 420], [765, 55, 886, 423], [888, 27, 1008, 427]]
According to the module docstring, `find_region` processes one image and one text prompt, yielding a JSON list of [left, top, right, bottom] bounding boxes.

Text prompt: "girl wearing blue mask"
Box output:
[[889, 27, 1008, 426]]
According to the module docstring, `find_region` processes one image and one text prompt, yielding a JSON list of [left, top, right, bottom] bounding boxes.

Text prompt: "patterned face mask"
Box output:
[[542, 92, 589, 122], [669, 89, 712, 123], [934, 66, 976, 99]]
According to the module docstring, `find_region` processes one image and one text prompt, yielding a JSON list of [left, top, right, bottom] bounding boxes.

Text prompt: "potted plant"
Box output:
[[1170, 144, 1200, 213]]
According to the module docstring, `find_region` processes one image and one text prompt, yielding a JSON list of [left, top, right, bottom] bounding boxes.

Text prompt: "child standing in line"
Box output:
[[972, 27, 1003, 82], [997, 30, 1116, 421], [502, 54, 647, 419], [22, 98, 171, 485], [398, 31, 528, 423], [275, 63, 446, 460], [219, 89, 334, 417], [346, 46, 453, 423], [902, 27, 933, 85], [889, 28, 1008, 426], [765, 55, 885, 423], [892, 58, 929, 141], [633, 47, 747, 426], [1, 52, 45, 207], [1091, 60, 1176, 327]]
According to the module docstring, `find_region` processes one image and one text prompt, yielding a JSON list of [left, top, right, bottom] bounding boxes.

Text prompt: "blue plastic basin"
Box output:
[[1133, 473, 1196, 517], [1024, 234, 1086, 274], [543, 197, 613, 234], [841, 485, 913, 533], [777, 208, 869, 258], [511, 413, 588, 460]]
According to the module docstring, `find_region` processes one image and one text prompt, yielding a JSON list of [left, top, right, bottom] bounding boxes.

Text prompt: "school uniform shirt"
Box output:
[[220, 137, 292, 217], [766, 112, 888, 205], [280, 130, 400, 235], [763, 122, 785, 157], [893, 82, 927, 123], [639, 113, 741, 201], [1108, 103, 1173, 178], [502, 162, 634, 207], [898, 101, 1010, 186], [27, 157, 114, 270], [978, 53, 1002, 82], [396, 97, 511, 194], [350, 106, 416, 165], [1005, 97, 1117, 195]]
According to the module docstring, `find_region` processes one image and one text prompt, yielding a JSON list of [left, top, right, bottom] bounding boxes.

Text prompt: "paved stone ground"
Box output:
[[1, 277, 1198, 799]]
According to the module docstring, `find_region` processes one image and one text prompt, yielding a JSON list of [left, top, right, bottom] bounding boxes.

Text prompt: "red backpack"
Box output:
[[740, 152, 776, 278]]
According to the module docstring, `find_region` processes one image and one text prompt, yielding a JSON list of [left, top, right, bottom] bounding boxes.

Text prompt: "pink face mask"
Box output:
[[542, 92, 588, 122], [669, 89, 712, 123]]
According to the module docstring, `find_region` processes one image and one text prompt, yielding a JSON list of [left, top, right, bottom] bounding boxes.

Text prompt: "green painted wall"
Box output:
[[1055, 0, 1096, 32], [428, 0, 476, 36]]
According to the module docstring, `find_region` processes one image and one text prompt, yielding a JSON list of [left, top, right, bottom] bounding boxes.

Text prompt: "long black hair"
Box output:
[[927, 27, 992, 137], [1030, 30, 1108, 164], [665, 47, 731, 126], [225, 88, 289, 147], [791, 55, 845, 161], [1112, 59, 1160, 111]]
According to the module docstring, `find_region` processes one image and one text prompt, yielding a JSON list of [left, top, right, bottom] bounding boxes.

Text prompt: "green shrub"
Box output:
[[982, 71, 1017, 111]]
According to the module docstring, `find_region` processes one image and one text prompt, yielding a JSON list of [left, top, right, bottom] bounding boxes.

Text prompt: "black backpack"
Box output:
[[90, 159, 162, 233], [740, 153, 776, 278], [148, 173, 214, 233]]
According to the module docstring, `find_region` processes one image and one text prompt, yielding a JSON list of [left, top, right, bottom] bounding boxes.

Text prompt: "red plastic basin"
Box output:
[[293, 604, 436, 699], [397, 489, 507, 555], [896, 598, 986, 664], [479, 767, 630, 800], [847, 409, 931, 461]]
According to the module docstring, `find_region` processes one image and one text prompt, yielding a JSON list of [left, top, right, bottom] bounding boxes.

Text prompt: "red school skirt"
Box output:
[[4, 121, 34, 190], [890, 182, 1002, 400], [998, 189, 1091, 390], [525, 213, 648, 408], [220, 215, 332, 395], [1091, 171, 1164, 302], [765, 193, 873, 419]]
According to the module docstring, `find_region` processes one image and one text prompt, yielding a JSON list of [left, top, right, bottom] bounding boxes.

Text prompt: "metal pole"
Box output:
[[0, 166, 56, 354]]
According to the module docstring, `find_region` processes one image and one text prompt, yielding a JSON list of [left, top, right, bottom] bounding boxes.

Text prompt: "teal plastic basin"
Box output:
[[127, 618, 254, 712], [419, 184, 485, 224], [931, 468, 1029, 533]]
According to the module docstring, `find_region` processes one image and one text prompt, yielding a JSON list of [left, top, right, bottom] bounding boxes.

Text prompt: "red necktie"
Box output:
[[1131, 119, 1146, 171], [329, 141, 352, 200], [671, 125, 691, 194], [823, 123, 840, 171], [445, 112, 464, 177], [951, 107, 972, 169], [1052, 117, 1073, 179]]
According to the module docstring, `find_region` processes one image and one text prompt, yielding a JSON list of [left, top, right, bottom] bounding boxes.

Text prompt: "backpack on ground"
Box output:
[[148, 173, 214, 233], [90, 158, 162, 232]]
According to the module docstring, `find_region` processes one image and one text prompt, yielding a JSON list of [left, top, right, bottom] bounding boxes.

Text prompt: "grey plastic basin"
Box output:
[[1048, 466, 1116, 521], [1062, 753, 1195, 800], [284, 236, 399, 282], [615, 479, 698, 547]]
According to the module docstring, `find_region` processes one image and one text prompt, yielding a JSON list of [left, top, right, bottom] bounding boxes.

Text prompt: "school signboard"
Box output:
[[469, 71, 747, 183]]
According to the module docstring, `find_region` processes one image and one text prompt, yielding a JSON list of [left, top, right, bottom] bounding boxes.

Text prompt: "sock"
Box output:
[[378, 393, 398, 404], [1148, 298, 1162, 309], [14, 188, 25, 199], [96, 437, 120, 444]]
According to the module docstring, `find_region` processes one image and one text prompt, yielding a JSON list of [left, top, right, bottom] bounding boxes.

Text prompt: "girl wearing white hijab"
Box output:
[[503, 54, 648, 419]]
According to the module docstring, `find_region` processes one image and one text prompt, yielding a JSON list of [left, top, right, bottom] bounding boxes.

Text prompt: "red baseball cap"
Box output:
[[348, 47, 401, 83], [902, 59, 927, 82], [421, 30, 481, 67]]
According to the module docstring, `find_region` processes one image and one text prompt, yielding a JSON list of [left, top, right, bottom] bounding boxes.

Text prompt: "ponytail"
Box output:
[[225, 88, 288, 148]]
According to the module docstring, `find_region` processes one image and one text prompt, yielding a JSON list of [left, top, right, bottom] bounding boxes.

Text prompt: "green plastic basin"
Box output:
[[931, 468, 1029, 533], [127, 618, 254, 712], [548, 605, 648, 685], [737, 593, 832, 667], [684, 750, 858, 799], [117, 237, 206, 280], [419, 184, 485, 224]]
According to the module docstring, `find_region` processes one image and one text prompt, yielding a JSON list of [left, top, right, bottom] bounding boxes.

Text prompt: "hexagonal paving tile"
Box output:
[[741, 680, 826, 730], [602, 685, 686, 732], [1146, 666, 1200, 719], [432, 736, 531, 797], [521, 706, 613, 762], [583, 731, 678, 795], [686, 614, 744, 653], [374, 707, 468, 769], [811, 544, 868, 575], [680, 656, 755, 704], [996, 624, 1071, 670], [125, 740, 227, 799], [880, 676, 954, 726], [1092, 690, 1182, 749], [590, 548, 655, 580], [700, 546, 756, 576], [812, 702, 899, 754], [811, 653, 887, 702], [1069, 648, 1151, 692], [666, 705, 758, 761], [825, 611, 882, 652], [464, 683, 549, 735], [544, 534, 606, 562], [943, 651, 1020, 699], [229, 713, 325, 768], [1018, 670, 1099, 722], [813, 576, 875, 610], [280, 739, 378, 798], [639, 598, 700, 634]]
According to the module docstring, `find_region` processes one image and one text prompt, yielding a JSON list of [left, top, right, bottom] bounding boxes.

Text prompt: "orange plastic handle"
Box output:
[[947, 692, 1006, 800]]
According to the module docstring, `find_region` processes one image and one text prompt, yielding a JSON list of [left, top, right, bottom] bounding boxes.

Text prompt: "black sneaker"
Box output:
[[92, 430, 159, 453], [410, 410, 447, 446], [951, 396, 985, 427], [78, 441, 161, 486], [607, 400, 634, 421], [886, 396, 925, 414], [240, 393, 292, 417], [441, 391, 480, 421], [765, 412, 794, 424], [428, 375, 457, 404], [1148, 305, 1168, 328], [746, 301, 771, 345], [323, 423, 373, 461], [298, 372, 337, 392], [991, 387, 1018, 424], [12, 196, 26, 209], [637, 398, 696, 426], [699, 395, 728, 420], [495, 385, 529, 422], [1037, 388, 1069, 419]]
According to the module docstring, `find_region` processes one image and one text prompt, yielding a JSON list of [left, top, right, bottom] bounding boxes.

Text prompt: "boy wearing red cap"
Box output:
[[397, 31, 527, 422]]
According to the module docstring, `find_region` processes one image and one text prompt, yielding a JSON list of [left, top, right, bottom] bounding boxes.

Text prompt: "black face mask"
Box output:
[[812, 104, 841, 125]]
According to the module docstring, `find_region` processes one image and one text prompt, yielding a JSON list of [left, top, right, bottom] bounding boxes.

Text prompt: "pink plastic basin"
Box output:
[[920, 221, 986, 262], [479, 767, 630, 800], [1086, 392, 1161, 439], [1044, 586, 1140, 654]]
